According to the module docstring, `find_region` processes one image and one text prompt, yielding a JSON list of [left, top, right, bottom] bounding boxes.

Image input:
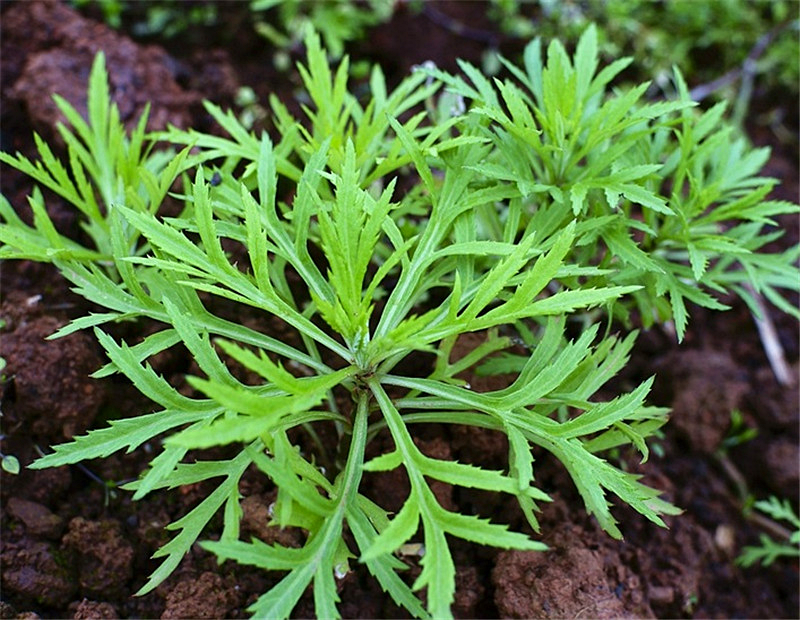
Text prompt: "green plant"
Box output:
[[0, 449, 20, 475], [251, 0, 395, 60], [0, 53, 188, 274], [1, 26, 797, 619], [71, 0, 218, 38], [71, 0, 393, 65], [737, 497, 800, 567], [425, 24, 800, 339], [0, 429, 20, 476], [71, 0, 125, 28], [719, 409, 759, 451], [502, 0, 799, 100]]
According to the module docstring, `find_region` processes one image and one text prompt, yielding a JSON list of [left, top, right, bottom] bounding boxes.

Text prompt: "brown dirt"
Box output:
[[1, 1, 798, 619], [0, 293, 107, 444], [160, 572, 240, 620], [493, 516, 653, 618], [651, 348, 750, 454]]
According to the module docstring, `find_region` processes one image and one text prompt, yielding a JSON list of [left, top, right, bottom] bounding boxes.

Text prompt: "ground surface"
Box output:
[[1, 1, 798, 618]]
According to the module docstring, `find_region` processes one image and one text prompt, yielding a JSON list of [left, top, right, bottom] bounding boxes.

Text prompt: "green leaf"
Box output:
[[556, 378, 655, 438], [168, 378, 337, 448], [605, 226, 664, 274], [202, 537, 307, 571], [1, 455, 20, 475], [435, 508, 546, 552], [415, 517, 454, 618], [362, 500, 420, 561], [137, 448, 253, 595], [363, 450, 404, 472], [419, 455, 550, 502], [30, 408, 214, 470], [92, 328, 205, 411], [347, 500, 430, 618], [528, 285, 640, 316]]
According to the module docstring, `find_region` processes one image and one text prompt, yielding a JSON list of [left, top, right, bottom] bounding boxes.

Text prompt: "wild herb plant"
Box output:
[[1, 27, 797, 619], [495, 0, 799, 105], [251, 0, 395, 60], [737, 496, 800, 567], [0, 53, 189, 275], [426, 24, 800, 340]]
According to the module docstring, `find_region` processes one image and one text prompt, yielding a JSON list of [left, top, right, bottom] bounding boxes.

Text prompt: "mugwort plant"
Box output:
[[1, 26, 797, 618]]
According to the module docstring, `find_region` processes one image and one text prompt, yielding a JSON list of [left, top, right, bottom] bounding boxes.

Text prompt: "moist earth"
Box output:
[[1, 1, 798, 618]]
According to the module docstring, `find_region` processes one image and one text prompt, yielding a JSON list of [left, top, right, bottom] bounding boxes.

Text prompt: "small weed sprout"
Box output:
[[0, 445, 20, 475], [738, 497, 800, 567]]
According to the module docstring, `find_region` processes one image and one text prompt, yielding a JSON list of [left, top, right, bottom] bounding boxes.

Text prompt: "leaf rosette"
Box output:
[[2, 26, 796, 619]]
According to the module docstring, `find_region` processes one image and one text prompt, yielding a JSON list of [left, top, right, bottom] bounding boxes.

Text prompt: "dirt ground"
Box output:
[[1, 2, 798, 618]]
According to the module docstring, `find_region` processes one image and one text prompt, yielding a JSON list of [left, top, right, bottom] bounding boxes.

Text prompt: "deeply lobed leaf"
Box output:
[[2, 23, 797, 620]]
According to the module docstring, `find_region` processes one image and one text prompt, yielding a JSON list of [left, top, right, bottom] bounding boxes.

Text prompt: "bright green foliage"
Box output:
[[0, 53, 188, 274], [72, 0, 395, 60], [427, 24, 799, 340], [162, 28, 453, 190], [737, 497, 800, 567], [1, 27, 797, 619], [495, 0, 799, 105], [251, 0, 395, 59]]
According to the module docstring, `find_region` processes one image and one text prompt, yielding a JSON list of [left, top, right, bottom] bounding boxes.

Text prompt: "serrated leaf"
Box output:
[[605, 226, 664, 274], [414, 518, 454, 618], [363, 450, 403, 472], [556, 377, 655, 438], [137, 450, 252, 595], [347, 502, 430, 619], [362, 500, 420, 561], [420, 455, 551, 501], [93, 328, 205, 410], [29, 408, 213, 470], [528, 285, 640, 316], [202, 537, 307, 571], [619, 184, 674, 215], [436, 507, 546, 552]]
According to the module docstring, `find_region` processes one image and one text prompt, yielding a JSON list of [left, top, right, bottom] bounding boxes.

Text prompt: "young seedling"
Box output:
[[1, 26, 797, 619], [738, 497, 800, 567]]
